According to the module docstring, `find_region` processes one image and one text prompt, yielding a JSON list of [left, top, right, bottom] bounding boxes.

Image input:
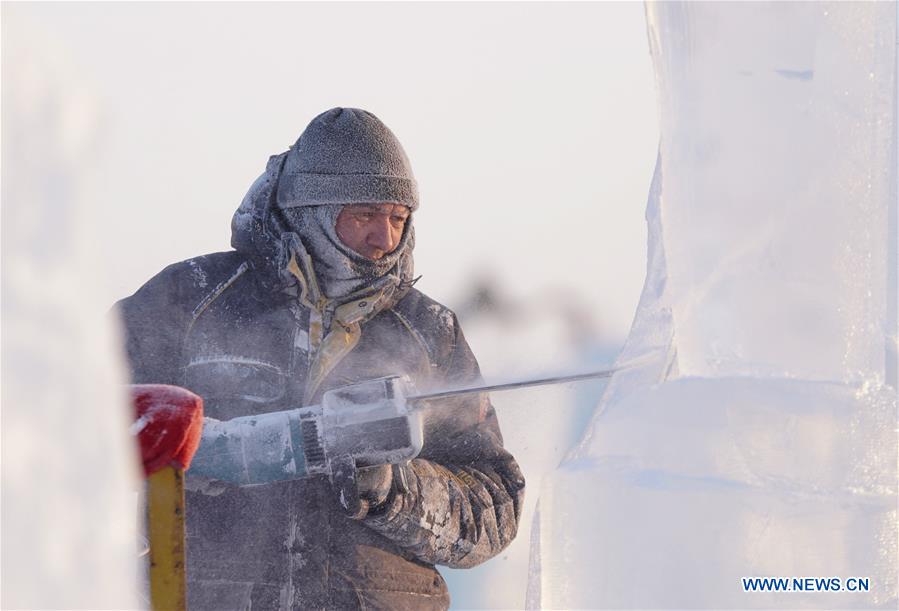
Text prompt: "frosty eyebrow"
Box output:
[[351, 205, 409, 218]]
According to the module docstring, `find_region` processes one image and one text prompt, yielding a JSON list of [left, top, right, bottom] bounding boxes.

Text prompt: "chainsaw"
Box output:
[[188, 358, 647, 490]]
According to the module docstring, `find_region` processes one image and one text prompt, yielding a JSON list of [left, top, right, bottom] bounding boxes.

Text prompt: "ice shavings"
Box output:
[[188, 259, 209, 289]]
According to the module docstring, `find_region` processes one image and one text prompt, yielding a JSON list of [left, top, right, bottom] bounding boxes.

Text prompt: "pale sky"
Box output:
[[5, 1, 659, 341]]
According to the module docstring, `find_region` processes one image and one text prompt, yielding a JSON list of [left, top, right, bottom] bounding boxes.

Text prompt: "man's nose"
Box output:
[[367, 218, 395, 252]]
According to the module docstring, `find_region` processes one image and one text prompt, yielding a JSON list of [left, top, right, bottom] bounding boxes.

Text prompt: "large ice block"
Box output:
[[528, 2, 897, 608], [649, 1, 896, 383]]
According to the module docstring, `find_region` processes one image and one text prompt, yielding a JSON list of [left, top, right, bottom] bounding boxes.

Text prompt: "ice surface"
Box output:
[[441, 299, 618, 609], [647, 1, 895, 384], [1, 14, 141, 608], [528, 2, 897, 608]]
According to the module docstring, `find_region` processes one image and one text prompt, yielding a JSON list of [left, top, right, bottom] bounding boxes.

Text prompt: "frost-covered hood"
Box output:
[[230, 153, 416, 311]]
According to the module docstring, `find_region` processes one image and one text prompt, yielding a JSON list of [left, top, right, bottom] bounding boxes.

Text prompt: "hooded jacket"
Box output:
[[116, 154, 525, 610]]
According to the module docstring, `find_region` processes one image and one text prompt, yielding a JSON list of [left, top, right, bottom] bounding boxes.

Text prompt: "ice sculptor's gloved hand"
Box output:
[[130, 384, 204, 476], [332, 462, 395, 519], [357, 465, 393, 507]]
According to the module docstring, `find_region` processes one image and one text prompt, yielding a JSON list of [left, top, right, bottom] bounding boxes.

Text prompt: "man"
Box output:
[[116, 107, 525, 610]]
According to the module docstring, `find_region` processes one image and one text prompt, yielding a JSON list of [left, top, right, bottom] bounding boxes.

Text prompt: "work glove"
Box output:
[[332, 462, 399, 520], [130, 384, 204, 476], [357, 465, 393, 507]]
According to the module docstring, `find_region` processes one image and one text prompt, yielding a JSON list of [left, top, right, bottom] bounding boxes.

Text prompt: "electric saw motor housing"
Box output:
[[189, 375, 424, 487], [188, 359, 637, 488]]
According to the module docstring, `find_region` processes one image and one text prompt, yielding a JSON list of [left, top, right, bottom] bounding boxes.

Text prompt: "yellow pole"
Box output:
[[147, 466, 187, 611]]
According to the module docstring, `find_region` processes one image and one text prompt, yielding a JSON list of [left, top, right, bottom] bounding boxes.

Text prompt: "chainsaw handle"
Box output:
[[330, 455, 368, 519]]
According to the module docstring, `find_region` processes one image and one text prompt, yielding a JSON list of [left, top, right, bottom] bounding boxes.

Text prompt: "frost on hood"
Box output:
[[230, 152, 416, 303]]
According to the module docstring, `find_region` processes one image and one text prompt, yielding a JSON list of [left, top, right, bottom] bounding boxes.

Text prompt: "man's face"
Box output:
[[335, 203, 410, 261]]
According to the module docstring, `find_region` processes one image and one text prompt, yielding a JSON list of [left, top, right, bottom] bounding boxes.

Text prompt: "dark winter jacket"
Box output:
[[115, 156, 525, 610]]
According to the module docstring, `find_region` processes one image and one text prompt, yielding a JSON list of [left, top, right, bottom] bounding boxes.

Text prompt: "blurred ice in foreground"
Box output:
[[1, 14, 141, 609], [528, 2, 898, 608]]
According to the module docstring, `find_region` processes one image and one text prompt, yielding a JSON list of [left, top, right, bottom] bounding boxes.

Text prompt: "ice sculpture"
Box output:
[[528, 2, 897, 609], [1, 14, 141, 609]]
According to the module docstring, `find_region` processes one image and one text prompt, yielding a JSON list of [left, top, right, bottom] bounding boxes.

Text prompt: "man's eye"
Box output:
[[356, 213, 375, 221]]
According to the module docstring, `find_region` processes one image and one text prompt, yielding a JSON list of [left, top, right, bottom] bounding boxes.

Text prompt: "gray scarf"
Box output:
[[280, 205, 415, 300]]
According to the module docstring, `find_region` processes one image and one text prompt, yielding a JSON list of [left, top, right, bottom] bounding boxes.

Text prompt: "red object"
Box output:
[[131, 384, 204, 476]]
